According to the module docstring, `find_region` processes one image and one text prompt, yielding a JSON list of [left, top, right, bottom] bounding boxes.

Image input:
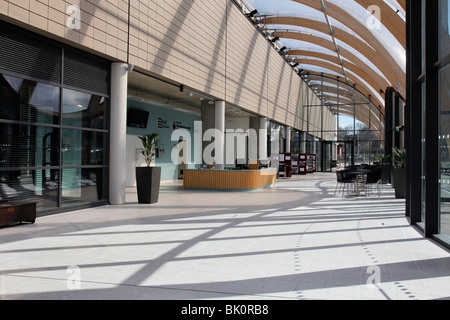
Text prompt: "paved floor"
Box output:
[[1, 173, 450, 300]]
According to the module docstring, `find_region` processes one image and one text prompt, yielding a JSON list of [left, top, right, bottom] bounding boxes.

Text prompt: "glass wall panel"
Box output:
[[62, 88, 106, 129], [440, 0, 450, 239], [0, 124, 60, 168], [439, 0, 450, 59], [0, 74, 108, 213], [0, 169, 59, 210], [61, 130, 105, 167], [61, 168, 104, 207], [0, 74, 60, 125], [0, 25, 110, 215], [421, 81, 426, 224], [323, 142, 332, 172], [291, 130, 301, 153], [440, 62, 450, 239]]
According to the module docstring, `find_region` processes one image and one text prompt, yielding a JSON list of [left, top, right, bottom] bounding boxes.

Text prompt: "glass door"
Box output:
[[336, 141, 355, 169], [439, 0, 450, 239], [322, 141, 333, 172]]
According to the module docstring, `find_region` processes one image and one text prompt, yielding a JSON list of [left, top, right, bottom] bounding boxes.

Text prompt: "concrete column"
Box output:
[[215, 100, 225, 170], [248, 118, 260, 165], [300, 132, 306, 153], [286, 126, 291, 153], [109, 62, 128, 205], [259, 117, 268, 160]]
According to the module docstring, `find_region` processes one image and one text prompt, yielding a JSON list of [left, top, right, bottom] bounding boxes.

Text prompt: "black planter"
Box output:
[[393, 167, 406, 199], [136, 167, 161, 204], [390, 168, 395, 188], [378, 164, 391, 184]]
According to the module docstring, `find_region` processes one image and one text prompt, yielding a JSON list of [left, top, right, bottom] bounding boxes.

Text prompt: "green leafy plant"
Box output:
[[393, 147, 406, 168], [374, 154, 391, 165], [138, 133, 161, 167]]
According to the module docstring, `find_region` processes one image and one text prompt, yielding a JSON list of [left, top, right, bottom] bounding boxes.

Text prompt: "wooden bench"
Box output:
[[0, 201, 37, 227]]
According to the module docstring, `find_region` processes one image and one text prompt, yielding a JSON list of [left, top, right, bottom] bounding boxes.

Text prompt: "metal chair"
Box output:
[[363, 168, 383, 197], [335, 171, 356, 196]]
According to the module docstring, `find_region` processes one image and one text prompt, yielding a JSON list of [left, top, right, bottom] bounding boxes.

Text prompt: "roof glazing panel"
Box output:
[[241, 0, 406, 108]]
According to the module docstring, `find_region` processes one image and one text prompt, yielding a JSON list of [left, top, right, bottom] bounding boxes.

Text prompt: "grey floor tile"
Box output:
[[0, 174, 449, 300]]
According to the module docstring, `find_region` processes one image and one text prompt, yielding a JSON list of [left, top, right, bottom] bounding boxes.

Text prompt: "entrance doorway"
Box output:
[[322, 140, 355, 172]]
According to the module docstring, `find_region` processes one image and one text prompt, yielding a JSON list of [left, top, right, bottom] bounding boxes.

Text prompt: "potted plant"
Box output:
[[392, 147, 406, 199], [136, 133, 162, 204], [374, 154, 391, 184]]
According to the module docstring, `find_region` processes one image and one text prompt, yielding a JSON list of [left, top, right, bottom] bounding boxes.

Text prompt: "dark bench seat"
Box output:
[[0, 202, 37, 227]]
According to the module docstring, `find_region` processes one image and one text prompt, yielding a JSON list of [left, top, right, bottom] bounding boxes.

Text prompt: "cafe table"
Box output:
[[344, 170, 368, 196]]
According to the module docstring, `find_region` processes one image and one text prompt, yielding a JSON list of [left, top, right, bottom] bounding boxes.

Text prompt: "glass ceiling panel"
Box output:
[[384, 0, 406, 20], [268, 25, 391, 84], [307, 68, 385, 105], [246, 0, 375, 47], [238, 0, 405, 131], [280, 39, 336, 54], [309, 81, 340, 88], [244, 0, 321, 19], [243, 0, 406, 79], [326, 0, 405, 68]]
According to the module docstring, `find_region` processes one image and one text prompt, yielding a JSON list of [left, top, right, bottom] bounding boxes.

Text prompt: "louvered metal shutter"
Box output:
[[64, 48, 110, 96], [0, 21, 110, 96], [0, 22, 61, 83]]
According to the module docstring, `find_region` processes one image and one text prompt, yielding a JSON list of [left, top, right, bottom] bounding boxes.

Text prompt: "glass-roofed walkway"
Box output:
[[0, 0, 450, 302]]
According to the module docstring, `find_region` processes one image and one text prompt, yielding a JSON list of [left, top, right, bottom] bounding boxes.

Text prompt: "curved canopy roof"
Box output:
[[240, 0, 406, 131]]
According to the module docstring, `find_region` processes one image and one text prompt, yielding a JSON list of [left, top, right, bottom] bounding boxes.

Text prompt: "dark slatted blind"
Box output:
[[0, 21, 110, 96], [64, 49, 110, 95], [0, 22, 61, 83]]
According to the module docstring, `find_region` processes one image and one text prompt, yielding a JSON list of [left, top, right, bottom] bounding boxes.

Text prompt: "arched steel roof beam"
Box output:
[[351, 0, 405, 49], [296, 59, 385, 109], [291, 0, 405, 54], [311, 88, 384, 127], [305, 72, 385, 113], [397, 0, 406, 12], [320, 86, 363, 102], [275, 32, 401, 93], [264, 16, 406, 97], [305, 72, 356, 87], [306, 72, 386, 116], [290, 50, 389, 93]]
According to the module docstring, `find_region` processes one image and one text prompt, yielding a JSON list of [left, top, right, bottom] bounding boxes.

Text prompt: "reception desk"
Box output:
[[183, 168, 277, 191]]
